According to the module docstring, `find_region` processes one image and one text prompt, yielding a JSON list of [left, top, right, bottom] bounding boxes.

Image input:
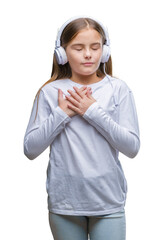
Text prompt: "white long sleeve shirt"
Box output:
[[24, 75, 140, 216]]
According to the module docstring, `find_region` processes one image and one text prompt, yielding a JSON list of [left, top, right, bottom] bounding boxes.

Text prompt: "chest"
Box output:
[[48, 82, 119, 120]]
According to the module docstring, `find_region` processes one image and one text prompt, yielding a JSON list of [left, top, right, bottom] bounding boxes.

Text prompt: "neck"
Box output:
[[70, 73, 105, 85]]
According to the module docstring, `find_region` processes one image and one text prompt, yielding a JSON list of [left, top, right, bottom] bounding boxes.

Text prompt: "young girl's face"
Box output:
[[65, 28, 103, 78]]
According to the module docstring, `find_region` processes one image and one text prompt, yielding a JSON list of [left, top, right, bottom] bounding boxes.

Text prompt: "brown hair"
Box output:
[[34, 18, 112, 120]]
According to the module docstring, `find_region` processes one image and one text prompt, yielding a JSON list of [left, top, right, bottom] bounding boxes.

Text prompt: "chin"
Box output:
[[79, 69, 98, 76], [79, 72, 95, 77]]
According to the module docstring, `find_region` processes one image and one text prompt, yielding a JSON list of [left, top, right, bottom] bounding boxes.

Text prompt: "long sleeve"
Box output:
[[24, 89, 71, 160], [83, 89, 140, 158]]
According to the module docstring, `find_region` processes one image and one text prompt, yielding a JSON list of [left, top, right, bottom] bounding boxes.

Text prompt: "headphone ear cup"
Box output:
[[54, 46, 68, 65], [101, 45, 111, 63]]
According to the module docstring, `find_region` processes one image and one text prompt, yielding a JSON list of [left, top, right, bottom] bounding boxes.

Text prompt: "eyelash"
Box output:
[[75, 48, 99, 51]]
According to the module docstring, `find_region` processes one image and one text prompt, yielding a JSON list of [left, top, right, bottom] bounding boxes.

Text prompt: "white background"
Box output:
[[0, 0, 164, 239]]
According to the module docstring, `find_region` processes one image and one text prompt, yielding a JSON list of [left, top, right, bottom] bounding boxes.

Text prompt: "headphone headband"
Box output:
[[55, 15, 110, 48]]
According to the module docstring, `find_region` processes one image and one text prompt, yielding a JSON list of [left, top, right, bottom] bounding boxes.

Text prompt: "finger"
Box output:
[[78, 89, 91, 98], [73, 86, 87, 98], [80, 85, 92, 91], [88, 89, 92, 94], [80, 87, 92, 96], [86, 90, 90, 98], [67, 89, 81, 102], [80, 86, 88, 96], [65, 95, 79, 107], [67, 103, 80, 114], [79, 86, 87, 91], [86, 89, 94, 99], [58, 89, 63, 101]]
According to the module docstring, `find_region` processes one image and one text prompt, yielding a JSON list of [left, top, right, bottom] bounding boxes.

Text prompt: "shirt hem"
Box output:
[[48, 206, 125, 216]]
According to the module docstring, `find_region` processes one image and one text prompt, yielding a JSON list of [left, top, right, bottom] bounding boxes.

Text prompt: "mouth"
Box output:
[[82, 62, 94, 66]]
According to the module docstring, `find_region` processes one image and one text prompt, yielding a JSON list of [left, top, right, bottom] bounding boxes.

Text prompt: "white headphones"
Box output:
[[54, 16, 111, 65]]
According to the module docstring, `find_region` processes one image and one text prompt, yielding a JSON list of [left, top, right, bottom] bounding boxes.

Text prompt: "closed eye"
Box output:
[[91, 43, 101, 50], [92, 47, 100, 50], [71, 42, 101, 51], [71, 44, 83, 51], [75, 48, 83, 51]]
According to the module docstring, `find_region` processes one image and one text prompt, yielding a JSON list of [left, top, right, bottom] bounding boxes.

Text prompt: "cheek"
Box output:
[[94, 52, 102, 65], [94, 49, 102, 60], [67, 52, 81, 65]]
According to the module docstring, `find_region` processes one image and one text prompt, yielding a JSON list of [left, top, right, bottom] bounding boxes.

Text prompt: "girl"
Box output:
[[24, 16, 140, 240]]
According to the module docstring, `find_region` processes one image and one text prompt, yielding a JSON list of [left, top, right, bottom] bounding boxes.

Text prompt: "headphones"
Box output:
[[54, 16, 111, 65]]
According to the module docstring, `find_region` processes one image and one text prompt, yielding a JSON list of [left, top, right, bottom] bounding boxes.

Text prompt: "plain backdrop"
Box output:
[[0, 0, 164, 239]]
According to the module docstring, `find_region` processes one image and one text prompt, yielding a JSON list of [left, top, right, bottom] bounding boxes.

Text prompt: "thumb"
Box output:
[[86, 89, 92, 99], [58, 89, 63, 102]]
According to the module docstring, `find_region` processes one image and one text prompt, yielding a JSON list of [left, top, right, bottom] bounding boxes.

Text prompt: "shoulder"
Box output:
[[41, 78, 67, 91], [108, 75, 131, 91], [107, 75, 133, 104], [109, 75, 131, 95], [40, 78, 69, 96]]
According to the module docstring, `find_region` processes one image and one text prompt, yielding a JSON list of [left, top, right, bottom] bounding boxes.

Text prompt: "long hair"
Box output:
[[34, 18, 112, 120]]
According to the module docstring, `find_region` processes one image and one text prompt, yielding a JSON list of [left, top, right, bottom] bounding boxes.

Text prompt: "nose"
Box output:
[[84, 48, 91, 59]]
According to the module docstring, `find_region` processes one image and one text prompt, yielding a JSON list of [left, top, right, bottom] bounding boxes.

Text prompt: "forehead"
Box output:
[[70, 28, 102, 44]]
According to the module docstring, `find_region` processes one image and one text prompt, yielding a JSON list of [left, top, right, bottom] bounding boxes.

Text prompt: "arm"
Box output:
[[66, 86, 140, 158], [24, 89, 71, 160], [82, 90, 140, 158]]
